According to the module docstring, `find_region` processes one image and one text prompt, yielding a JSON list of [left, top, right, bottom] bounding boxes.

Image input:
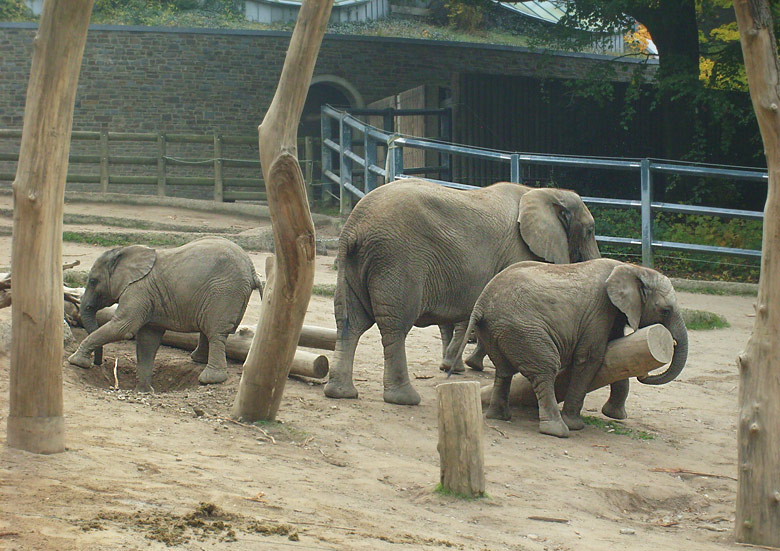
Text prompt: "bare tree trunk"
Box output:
[[231, 0, 333, 422], [733, 0, 780, 545], [7, 0, 94, 454]]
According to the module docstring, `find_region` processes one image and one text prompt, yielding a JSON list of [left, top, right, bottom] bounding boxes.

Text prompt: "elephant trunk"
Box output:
[[639, 310, 688, 385], [80, 304, 103, 366]]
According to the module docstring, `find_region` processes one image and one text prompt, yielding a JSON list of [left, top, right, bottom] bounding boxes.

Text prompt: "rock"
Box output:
[[620, 528, 636, 535]]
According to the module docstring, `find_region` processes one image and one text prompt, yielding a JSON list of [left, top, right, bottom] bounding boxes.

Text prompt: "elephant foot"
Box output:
[[561, 412, 585, 431], [135, 383, 154, 394], [485, 403, 511, 421], [539, 419, 570, 438], [198, 366, 228, 385], [190, 349, 208, 364], [68, 350, 93, 369], [464, 354, 484, 371], [324, 380, 359, 399], [439, 361, 464, 373], [383, 383, 421, 406], [602, 401, 627, 420]]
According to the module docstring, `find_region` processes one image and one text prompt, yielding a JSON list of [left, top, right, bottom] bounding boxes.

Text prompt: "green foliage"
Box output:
[[681, 308, 730, 330], [581, 416, 655, 440], [0, 0, 32, 20], [312, 283, 336, 297], [91, 0, 243, 27], [442, 0, 490, 31]]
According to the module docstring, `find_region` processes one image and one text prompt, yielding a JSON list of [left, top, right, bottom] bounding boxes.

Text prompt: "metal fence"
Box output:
[[321, 105, 768, 267], [0, 129, 320, 202]]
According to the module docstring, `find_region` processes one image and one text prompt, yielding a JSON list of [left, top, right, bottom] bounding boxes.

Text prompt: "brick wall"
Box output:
[[0, 23, 654, 135]]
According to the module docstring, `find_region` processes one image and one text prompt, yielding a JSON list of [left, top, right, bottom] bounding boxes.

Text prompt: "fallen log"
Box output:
[[94, 306, 329, 378], [480, 324, 674, 408]]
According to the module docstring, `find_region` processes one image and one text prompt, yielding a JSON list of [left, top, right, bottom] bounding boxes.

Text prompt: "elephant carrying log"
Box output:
[[324, 178, 601, 406], [456, 258, 688, 438], [68, 237, 263, 392]]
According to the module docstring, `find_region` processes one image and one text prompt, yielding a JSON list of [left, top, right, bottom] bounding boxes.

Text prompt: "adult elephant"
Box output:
[[324, 178, 601, 405], [462, 259, 688, 437], [68, 237, 263, 392]]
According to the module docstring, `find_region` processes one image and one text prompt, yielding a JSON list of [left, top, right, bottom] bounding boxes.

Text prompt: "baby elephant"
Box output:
[[68, 237, 263, 392], [458, 258, 688, 438]]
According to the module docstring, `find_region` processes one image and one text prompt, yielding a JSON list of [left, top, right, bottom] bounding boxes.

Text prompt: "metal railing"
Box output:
[[321, 106, 768, 267]]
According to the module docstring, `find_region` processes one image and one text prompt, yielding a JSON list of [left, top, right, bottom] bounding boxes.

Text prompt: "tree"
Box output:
[[231, 0, 332, 422], [7, 0, 94, 453], [733, 0, 780, 545]]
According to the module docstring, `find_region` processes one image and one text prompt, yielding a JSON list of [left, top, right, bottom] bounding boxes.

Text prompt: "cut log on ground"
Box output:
[[437, 381, 485, 498], [92, 306, 329, 378], [480, 324, 674, 408]]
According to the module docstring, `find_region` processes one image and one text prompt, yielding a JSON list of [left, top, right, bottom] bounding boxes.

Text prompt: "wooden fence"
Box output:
[[0, 129, 320, 202]]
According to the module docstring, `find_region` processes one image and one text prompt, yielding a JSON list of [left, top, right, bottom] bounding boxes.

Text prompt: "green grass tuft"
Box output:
[[581, 416, 655, 440], [434, 483, 487, 500], [63, 270, 88, 287], [681, 308, 730, 330], [312, 284, 336, 297]]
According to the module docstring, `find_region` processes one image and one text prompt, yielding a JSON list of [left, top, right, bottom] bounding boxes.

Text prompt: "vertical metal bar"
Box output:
[[304, 136, 314, 205], [339, 114, 353, 216], [510, 153, 520, 183], [157, 133, 166, 197], [320, 107, 332, 205], [386, 135, 403, 183], [640, 158, 654, 267], [99, 129, 109, 193], [440, 108, 452, 181], [364, 127, 377, 193], [213, 131, 223, 202]]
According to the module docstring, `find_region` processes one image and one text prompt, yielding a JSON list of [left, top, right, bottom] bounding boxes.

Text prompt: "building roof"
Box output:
[[499, 1, 565, 24]]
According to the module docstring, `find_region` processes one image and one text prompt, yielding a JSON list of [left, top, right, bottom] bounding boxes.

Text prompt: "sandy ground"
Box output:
[[0, 198, 754, 550]]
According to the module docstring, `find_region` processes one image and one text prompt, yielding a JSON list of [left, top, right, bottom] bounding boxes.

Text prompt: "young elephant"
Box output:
[[68, 237, 263, 392], [459, 259, 688, 438]]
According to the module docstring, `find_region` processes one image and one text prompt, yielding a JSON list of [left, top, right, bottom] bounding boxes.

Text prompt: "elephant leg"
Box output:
[[68, 317, 137, 369], [561, 349, 604, 431], [198, 333, 229, 384], [325, 310, 373, 400], [602, 378, 629, 420], [439, 324, 453, 357], [465, 339, 487, 371], [135, 325, 164, 393], [190, 333, 209, 364], [486, 373, 513, 421], [439, 322, 466, 373], [381, 330, 420, 406], [531, 372, 569, 438]]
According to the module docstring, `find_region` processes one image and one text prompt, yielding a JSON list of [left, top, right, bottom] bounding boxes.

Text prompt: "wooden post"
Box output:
[[480, 325, 674, 408], [437, 381, 485, 497], [157, 133, 167, 197], [231, 0, 333, 422], [733, 1, 780, 546], [213, 131, 224, 202], [7, 0, 94, 454], [99, 129, 109, 193]]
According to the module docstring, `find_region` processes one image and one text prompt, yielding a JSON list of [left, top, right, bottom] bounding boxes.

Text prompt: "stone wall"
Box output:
[[0, 23, 655, 135]]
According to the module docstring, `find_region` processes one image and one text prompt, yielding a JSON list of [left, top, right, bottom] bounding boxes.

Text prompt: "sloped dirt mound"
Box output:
[[70, 355, 203, 393]]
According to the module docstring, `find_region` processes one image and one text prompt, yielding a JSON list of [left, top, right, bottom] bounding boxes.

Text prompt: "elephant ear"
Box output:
[[518, 188, 573, 264], [107, 245, 157, 299], [606, 264, 643, 330]]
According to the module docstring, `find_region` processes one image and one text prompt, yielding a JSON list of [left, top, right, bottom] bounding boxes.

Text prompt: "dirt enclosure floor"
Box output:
[[0, 195, 757, 550]]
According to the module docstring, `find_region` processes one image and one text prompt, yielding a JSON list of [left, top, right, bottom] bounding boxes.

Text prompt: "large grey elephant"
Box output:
[[68, 237, 263, 392], [324, 178, 601, 406], [462, 258, 688, 438]]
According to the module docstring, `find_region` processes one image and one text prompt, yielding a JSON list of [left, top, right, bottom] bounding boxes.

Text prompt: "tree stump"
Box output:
[[437, 381, 485, 497], [480, 324, 675, 408]]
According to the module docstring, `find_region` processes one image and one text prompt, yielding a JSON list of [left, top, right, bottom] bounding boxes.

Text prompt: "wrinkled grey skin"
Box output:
[[463, 259, 688, 438], [324, 178, 601, 405], [68, 237, 263, 392]]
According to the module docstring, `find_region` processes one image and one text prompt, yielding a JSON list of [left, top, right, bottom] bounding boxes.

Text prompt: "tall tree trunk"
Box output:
[[7, 0, 94, 454], [231, 0, 333, 422], [733, 0, 780, 545]]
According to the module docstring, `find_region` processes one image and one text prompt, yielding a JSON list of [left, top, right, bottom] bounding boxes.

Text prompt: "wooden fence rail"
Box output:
[[0, 129, 319, 202]]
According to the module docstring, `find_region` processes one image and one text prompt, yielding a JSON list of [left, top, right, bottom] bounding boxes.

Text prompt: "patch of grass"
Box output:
[[672, 279, 757, 297], [62, 231, 194, 248], [682, 308, 730, 330], [63, 270, 88, 287], [312, 283, 336, 297], [434, 483, 487, 500], [582, 416, 655, 440]]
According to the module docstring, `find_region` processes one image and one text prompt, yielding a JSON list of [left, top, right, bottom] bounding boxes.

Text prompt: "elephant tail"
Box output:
[[252, 270, 264, 299], [447, 308, 482, 378]]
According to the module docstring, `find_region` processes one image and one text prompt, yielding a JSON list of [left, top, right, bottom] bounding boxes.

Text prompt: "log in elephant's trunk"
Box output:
[[638, 310, 688, 385], [80, 306, 102, 366]]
